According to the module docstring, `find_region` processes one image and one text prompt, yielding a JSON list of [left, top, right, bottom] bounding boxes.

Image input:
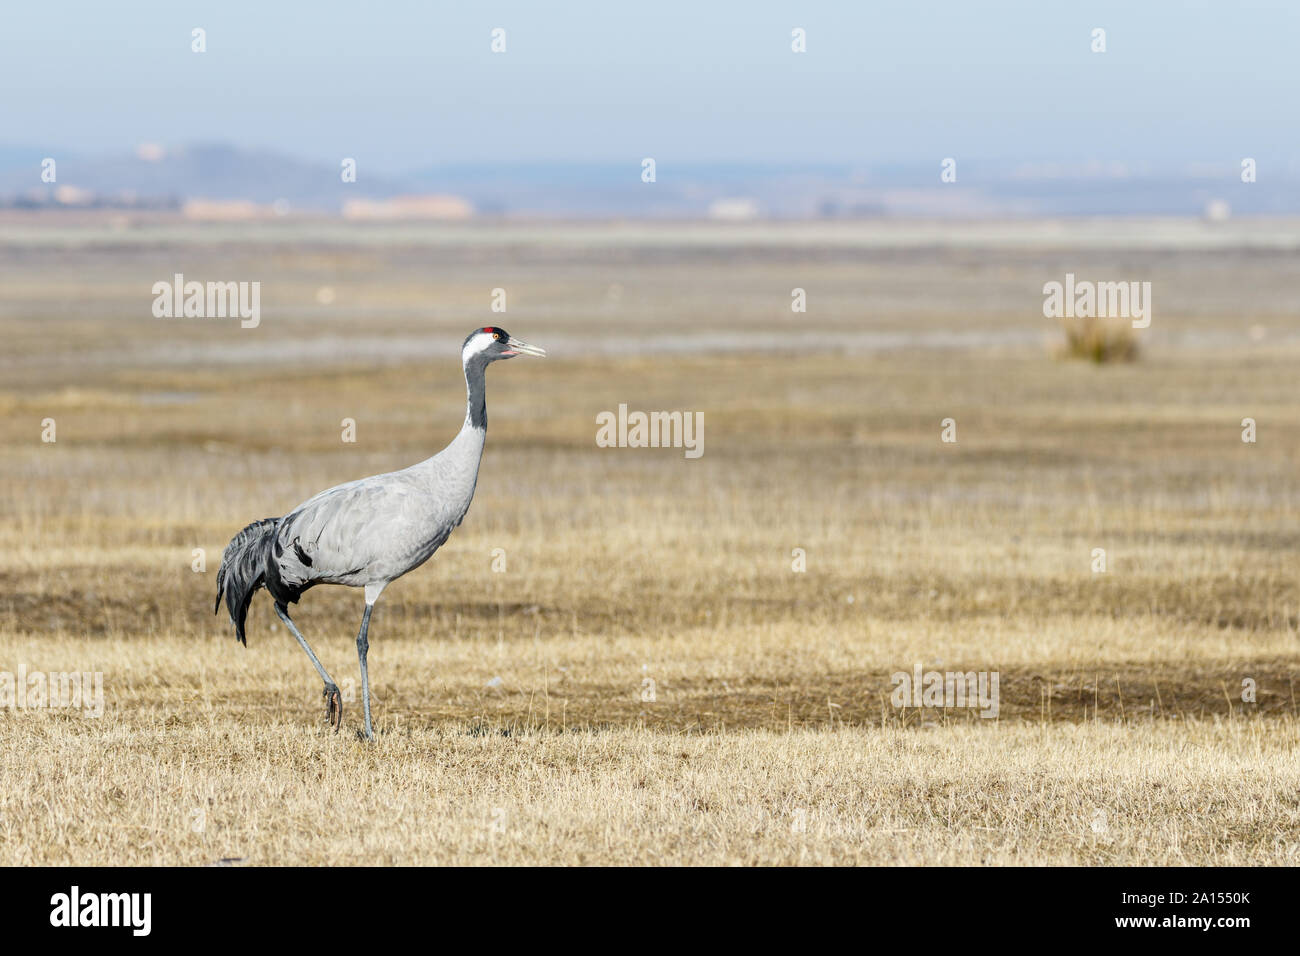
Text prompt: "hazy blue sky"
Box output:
[[3, 1, 1296, 172]]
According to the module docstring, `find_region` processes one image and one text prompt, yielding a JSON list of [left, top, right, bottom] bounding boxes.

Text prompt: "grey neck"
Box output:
[[464, 356, 488, 430]]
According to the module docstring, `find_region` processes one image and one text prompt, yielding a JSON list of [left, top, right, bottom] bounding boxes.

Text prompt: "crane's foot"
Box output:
[[356, 727, 375, 743], [322, 683, 343, 733]]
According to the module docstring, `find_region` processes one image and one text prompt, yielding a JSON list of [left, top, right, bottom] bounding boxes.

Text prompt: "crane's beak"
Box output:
[[504, 337, 546, 357]]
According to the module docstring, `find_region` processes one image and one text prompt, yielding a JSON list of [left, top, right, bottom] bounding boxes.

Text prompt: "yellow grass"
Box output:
[[1056, 316, 1140, 363], [1, 219, 1298, 865]]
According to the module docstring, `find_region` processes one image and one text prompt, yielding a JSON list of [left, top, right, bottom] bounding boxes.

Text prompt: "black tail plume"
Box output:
[[214, 517, 280, 645]]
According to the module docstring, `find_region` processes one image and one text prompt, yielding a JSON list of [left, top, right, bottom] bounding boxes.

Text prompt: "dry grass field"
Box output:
[[1, 217, 1299, 865]]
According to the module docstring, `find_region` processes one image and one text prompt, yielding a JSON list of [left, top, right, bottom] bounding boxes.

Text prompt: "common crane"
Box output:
[[214, 327, 545, 740]]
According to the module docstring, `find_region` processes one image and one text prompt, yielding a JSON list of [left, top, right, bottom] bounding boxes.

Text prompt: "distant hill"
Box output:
[[1, 143, 1296, 218], [0, 143, 410, 209]]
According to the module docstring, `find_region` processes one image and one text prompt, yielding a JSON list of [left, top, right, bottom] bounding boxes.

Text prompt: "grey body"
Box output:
[[275, 421, 485, 594], [214, 327, 544, 739]]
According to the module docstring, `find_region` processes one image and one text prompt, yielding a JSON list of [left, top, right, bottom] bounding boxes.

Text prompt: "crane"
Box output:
[[214, 326, 545, 740]]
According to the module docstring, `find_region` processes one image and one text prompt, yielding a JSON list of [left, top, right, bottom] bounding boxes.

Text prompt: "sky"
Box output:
[[3, 1, 1297, 174]]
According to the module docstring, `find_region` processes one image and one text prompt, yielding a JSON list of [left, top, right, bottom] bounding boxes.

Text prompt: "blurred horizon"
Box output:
[[1, 143, 1294, 219]]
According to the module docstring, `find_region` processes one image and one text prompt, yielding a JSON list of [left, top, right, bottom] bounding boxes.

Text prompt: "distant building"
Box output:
[[1203, 199, 1231, 222], [53, 185, 95, 206], [342, 195, 474, 221], [707, 198, 760, 221], [182, 199, 267, 221]]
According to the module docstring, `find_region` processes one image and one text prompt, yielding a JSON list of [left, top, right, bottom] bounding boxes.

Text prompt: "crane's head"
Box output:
[[462, 326, 546, 365]]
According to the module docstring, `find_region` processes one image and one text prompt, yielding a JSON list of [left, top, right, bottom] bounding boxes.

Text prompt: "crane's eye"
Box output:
[[492, 332, 501, 340]]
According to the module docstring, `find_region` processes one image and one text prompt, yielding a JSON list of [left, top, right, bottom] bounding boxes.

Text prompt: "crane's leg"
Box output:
[[275, 602, 343, 733], [356, 582, 386, 742], [356, 603, 375, 741]]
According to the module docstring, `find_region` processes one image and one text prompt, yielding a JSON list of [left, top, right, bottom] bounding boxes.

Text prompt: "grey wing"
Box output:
[[274, 476, 425, 588]]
